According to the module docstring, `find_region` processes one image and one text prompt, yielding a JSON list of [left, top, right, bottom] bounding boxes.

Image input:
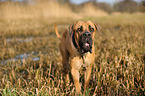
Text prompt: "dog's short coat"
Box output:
[[55, 21, 100, 95]]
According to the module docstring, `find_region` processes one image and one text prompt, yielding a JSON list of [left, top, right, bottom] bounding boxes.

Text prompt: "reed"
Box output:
[[0, 1, 144, 95]]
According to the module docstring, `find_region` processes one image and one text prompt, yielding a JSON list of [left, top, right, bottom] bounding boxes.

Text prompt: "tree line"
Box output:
[[58, 0, 145, 13], [0, 0, 145, 13]]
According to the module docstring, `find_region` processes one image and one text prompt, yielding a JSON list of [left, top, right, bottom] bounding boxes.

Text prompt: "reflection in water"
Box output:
[[6, 38, 33, 43], [1, 52, 40, 65]]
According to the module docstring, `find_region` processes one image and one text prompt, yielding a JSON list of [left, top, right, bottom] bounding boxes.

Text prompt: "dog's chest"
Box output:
[[70, 52, 94, 70]]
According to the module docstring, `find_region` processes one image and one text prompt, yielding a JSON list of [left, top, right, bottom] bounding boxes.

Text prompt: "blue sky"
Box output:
[[71, 0, 142, 4], [0, 0, 142, 4]]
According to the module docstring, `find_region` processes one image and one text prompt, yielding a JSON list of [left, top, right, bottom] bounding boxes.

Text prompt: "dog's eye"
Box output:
[[77, 28, 81, 31], [90, 28, 94, 32], [77, 26, 83, 32], [89, 25, 94, 32]]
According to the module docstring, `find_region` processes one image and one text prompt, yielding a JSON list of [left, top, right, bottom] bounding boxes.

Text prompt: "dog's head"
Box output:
[[70, 21, 101, 54]]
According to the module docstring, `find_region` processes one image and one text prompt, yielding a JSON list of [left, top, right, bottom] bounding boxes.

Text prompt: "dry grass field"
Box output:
[[0, 1, 145, 95]]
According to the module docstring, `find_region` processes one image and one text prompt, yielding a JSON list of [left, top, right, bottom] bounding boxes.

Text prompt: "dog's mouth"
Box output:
[[79, 36, 92, 54], [85, 42, 89, 47]]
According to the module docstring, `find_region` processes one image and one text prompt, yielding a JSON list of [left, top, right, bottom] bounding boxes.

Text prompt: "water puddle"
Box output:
[[6, 36, 50, 43], [114, 25, 121, 30], [6, 37, 33, 43], [1, 52, 40, 65], [6, 25, 68, 43]]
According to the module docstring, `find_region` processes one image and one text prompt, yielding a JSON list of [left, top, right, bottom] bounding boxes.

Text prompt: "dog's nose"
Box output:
[[83, 32, 91, 37]]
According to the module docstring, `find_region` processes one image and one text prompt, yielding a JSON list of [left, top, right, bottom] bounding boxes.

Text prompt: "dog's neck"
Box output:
[[72, 32, 79, 51], [72, 33, 88, 57]]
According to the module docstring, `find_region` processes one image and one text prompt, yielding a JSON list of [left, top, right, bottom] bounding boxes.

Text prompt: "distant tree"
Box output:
[[114, 0, 139, 13], [140, 0, 145, 12], [89, 0, 96, 3], [97, 2, 113, 13], [57, 0, 70, 4], [142, 0, 145, 6]]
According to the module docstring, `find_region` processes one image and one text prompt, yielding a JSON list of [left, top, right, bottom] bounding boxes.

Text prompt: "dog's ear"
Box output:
[[96, 23, 101, 33], [92, 22, 101, 33], [69, 22, 78, 36], [69, 24, 74, 36]]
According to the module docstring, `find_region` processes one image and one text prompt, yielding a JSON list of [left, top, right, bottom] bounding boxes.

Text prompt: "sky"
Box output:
[[70, 0, 142, 5], [0, 0, 142, 4]]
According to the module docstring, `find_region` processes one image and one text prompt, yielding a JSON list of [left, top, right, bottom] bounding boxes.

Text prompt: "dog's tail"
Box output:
[[55, 24, 61, 40]]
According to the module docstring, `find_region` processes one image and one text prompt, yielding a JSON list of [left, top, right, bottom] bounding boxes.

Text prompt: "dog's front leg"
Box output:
[[84, 65, 92, 94], [71, 68, 81, 95]]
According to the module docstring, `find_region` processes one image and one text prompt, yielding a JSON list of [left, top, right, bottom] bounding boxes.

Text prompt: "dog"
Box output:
[[55, 21, 100, 95]]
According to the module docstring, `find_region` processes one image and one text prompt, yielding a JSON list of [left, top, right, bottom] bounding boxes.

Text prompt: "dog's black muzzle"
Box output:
[[79, 32, 92, 54]]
